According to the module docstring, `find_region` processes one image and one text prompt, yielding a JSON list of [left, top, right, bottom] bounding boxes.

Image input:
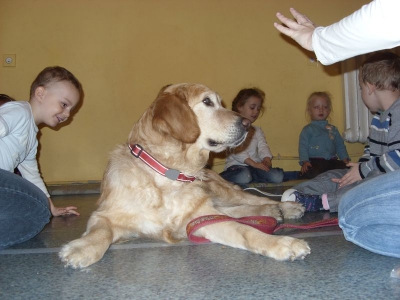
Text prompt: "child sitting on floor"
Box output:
[[298, 91, 350, 179], [0, 66, 83, 249], [220, 87, 284, 187]]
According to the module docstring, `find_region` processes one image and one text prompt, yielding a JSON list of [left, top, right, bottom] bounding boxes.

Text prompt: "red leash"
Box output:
[[186, 215, 339, 244]]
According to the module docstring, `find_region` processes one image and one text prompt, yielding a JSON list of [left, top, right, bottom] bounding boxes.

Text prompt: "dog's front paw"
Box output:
[[279, 201, 305, 219], [59, 238, 105, 269], [260, 204, 283, 221], [267, 236, 310, 261]]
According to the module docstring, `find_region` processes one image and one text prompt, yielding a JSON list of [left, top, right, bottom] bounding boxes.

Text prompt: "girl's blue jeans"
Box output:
[[220, 165, 284, 187], [339, 169, 400, 258], [0, 168, 51, 250]]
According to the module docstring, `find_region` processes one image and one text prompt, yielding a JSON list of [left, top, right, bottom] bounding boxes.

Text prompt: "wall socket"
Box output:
[[3, 54, 16, 67]]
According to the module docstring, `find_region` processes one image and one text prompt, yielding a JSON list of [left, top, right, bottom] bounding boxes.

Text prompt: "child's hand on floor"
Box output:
[[49, 198, 80, 217]]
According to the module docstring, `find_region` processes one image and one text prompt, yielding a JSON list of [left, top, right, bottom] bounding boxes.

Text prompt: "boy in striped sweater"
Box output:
[[281, 52, 400, 212]]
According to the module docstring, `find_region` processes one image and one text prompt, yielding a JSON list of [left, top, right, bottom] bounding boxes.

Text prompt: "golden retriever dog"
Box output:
[[59, 83, 310, 268]]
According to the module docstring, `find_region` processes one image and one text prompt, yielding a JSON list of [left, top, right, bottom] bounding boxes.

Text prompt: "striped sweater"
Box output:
[[359, 97, 400, 178]]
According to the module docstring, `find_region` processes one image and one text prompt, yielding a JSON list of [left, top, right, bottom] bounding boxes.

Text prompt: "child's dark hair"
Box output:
[[0, 94, 15, 106], [30, 66, 82, 98], [231, 87, 265, 114], [360, 52, 400, 91]]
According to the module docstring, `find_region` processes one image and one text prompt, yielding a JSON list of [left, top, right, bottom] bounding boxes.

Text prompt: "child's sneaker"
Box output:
[[281, 188, 323, 212]]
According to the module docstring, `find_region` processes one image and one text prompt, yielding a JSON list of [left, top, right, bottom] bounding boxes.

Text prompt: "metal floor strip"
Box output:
[[0, 231, 342, 255]]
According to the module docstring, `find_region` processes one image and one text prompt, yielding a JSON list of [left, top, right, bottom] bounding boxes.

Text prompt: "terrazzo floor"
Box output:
[[1, 186, 399, 300]]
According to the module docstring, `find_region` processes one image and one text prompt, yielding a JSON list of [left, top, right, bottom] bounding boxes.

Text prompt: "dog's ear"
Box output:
[[156, 84, 172, 97], [152, 91, 200, 143]]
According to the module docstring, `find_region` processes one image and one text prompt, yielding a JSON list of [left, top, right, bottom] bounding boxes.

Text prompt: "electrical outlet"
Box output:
[[3, 54, 16, 67]]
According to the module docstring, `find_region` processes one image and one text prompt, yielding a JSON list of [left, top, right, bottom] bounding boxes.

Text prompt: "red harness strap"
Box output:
[[129, 144, 196, 183], [186, 215, 339, 243]]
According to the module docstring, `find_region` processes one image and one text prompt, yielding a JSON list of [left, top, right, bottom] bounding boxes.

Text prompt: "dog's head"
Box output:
[[150, 83, 250, 153]]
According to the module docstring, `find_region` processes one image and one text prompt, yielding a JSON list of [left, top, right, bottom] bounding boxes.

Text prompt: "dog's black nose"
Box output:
[[241, 118, 251, 130]]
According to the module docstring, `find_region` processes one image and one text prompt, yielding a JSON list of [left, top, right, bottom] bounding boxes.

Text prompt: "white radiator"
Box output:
[[342, 56, 371, 143]]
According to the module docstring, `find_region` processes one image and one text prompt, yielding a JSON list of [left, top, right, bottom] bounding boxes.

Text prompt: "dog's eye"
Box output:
[[203, 97, 213, 107]]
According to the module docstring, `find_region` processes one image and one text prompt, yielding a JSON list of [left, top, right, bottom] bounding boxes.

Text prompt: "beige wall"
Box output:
[[0, 0, 367, 183]]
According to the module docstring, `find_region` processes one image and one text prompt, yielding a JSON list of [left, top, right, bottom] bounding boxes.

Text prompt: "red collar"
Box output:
[[128, 144, 196, 183]]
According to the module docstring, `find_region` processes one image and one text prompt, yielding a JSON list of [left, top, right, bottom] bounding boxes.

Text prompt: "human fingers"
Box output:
[[288, 8, 315, 27], [65, 209, 80, 216], [335, 173, 358, 188], [54, 206, 80, 216], [274, 9, 315, 32], [301, 165, 307, 173], [274, 13, 300, 36], [52, 208, 65, 217], [263, 162, 272, 168], [64, 206, 78, 210], [274, 9, 315, 51], [274, 20, 314, 51], [64, 206, 80, 216], [258, 163, 268, 171], [263, 165, 272, 171], [331, 177, 348, 188], [338, 177, 355, 188]]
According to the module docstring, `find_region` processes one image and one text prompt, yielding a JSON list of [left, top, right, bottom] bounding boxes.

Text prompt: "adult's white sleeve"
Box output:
[[312, 0, 400, 65]]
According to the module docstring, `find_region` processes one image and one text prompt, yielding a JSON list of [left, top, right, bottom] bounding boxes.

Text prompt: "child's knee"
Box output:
[[269, 168, 284, 183], [235, 168, 252, 184]]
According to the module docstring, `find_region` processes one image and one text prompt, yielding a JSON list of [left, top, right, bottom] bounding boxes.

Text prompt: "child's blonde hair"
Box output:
[[305, 91, 333, 122], [359, 51, 400, 91], [232, 87, 265, 115]]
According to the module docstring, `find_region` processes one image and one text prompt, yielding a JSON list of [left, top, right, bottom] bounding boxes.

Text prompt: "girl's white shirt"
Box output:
[[224, 126, 272, 170]]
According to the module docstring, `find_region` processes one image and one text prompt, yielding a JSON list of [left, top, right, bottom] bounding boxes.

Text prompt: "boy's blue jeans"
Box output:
[[339, 170, 400, 258], [220, 165, 284, 187], [0, 168, 51, 250]]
